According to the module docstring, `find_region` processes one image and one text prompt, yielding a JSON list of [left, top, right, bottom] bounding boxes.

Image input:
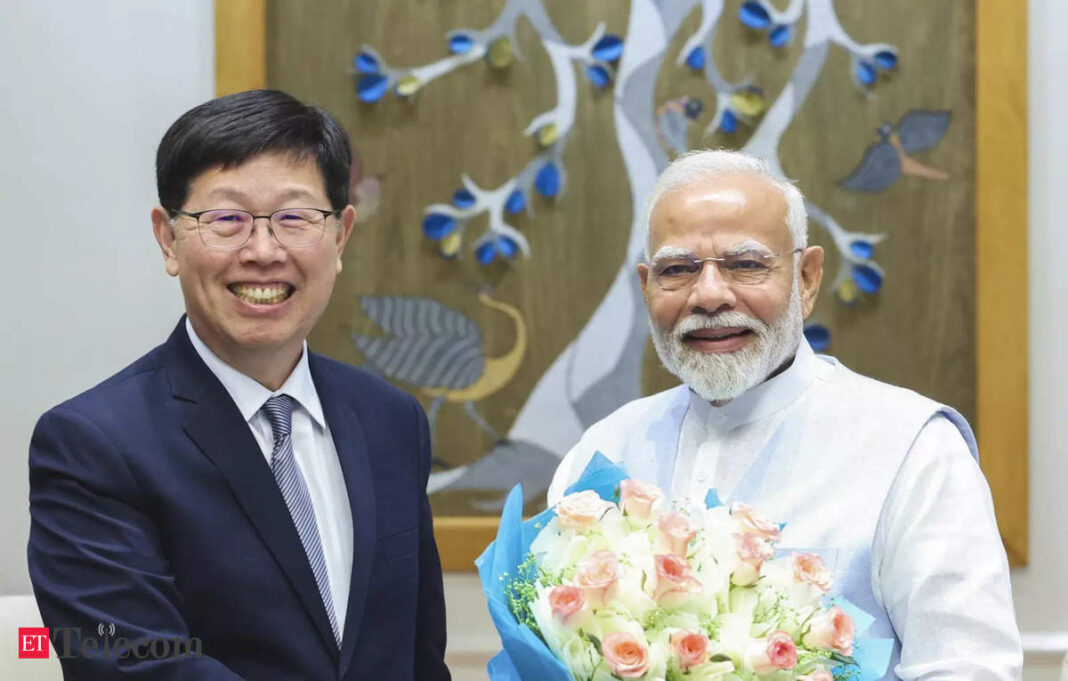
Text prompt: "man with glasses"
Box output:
[[28, 90, 450, 680], [548, 150, 1021, 679]]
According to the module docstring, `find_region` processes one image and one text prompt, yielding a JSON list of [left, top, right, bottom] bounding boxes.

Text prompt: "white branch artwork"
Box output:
[[355, 0, 918, 505], [354, 0, 621, 266]]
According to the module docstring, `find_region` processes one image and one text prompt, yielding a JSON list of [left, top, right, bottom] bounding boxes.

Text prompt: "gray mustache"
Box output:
[[674, 312, 768, 338]]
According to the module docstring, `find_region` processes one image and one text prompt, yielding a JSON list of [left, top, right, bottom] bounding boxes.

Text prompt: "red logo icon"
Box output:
[[18, 628, 49, 659]]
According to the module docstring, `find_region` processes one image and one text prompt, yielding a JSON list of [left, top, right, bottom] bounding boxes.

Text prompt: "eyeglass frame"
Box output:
[[647, 247, 804, 291], [167, 207, 342, 250]]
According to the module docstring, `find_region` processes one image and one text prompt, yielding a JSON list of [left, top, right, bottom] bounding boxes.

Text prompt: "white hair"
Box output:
[[641, 149, 808, 258]]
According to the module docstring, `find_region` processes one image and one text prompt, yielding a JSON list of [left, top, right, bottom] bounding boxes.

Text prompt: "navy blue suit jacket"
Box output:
[[28, 319, 451, 680]]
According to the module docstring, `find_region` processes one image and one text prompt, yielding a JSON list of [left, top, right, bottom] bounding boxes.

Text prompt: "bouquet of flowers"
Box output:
[[477, 453, 892, 681]]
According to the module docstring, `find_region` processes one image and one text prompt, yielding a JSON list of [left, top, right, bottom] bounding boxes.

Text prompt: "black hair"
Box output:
[[156, 89, 352, 211]]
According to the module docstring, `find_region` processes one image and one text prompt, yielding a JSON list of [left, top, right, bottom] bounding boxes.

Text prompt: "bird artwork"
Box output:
[[839, 109, 952, 193], [352, 291, 527, 464], [349, 150, 381, 223], [655, 96, 703, 156]]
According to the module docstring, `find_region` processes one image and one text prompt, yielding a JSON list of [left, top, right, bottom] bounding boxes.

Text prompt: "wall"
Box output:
[[0, 0, 212, 590], [1008, 0, 1068, 677]]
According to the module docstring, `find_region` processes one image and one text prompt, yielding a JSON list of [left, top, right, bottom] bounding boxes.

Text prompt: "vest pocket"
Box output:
[[378, 527, 417, 561]]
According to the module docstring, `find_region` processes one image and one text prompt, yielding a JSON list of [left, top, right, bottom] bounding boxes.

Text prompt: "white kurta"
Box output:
[[548, 340, 1022, 681]]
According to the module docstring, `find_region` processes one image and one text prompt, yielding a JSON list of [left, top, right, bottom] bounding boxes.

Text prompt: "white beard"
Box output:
[[649, 280, 804, 404]]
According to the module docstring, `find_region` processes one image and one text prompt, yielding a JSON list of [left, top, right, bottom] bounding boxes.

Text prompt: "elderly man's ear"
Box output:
[[799, 246, 824, 319]]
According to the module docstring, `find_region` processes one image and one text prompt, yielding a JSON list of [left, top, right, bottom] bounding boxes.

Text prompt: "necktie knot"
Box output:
[[262, 394, 297, 442]]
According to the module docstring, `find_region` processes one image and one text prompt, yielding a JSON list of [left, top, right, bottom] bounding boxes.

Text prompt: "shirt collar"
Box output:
[[687, 338, 829, 432], [185, 318, 326, 428]]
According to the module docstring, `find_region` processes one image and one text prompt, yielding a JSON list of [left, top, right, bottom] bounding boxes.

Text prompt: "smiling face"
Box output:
[[638, 172, 823, 402], [152, 152, 354, 376]]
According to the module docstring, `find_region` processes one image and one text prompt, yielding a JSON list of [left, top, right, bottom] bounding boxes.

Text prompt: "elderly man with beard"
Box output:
[[547, 150, 1021, 680]]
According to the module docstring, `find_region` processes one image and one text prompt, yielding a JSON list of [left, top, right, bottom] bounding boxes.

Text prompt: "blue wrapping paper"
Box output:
[[852, 637, 895, 681], [475, 452, 894, 681], [475, 484, 572, 681], [486, 650, 521, 679], [705, 487, 723, 508], [561, 451, 627, 501]]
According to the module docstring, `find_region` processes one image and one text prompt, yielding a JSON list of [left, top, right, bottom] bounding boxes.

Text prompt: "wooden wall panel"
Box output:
[[976, 0, 1029, 566], [215, 0, 265, 95], [215, 0, 1028, 568]]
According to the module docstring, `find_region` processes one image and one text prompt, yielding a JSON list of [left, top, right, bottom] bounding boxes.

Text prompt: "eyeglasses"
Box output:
[[649, 248, 802, 291], [168, 207, 340, 249]]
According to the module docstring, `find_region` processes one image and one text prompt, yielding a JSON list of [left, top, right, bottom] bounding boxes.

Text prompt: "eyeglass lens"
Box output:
[[652, 253, 777, 290], [196, 209, 328, 248]]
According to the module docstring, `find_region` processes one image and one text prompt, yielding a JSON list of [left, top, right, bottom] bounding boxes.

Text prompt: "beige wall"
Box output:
[[0, 1, 208, 592]]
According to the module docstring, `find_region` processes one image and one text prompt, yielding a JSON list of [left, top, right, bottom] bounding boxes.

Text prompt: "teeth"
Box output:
[[232, 285, 291, 304], [692, 330, 744, 340]]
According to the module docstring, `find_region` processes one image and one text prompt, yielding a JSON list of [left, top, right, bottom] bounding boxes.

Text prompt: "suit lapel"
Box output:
[[311, 355, 376, 680], [165, 321, 340, 658]]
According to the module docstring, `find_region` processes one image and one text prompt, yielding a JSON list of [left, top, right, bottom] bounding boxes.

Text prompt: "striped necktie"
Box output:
[[261, 394, 340, 645]]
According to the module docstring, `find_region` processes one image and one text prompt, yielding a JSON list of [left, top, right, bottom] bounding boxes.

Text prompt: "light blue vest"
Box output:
[[704, 357, 976, 680]]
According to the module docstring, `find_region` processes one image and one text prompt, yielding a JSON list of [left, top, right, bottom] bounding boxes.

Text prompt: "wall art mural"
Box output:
[[263, 0, 992, 525]]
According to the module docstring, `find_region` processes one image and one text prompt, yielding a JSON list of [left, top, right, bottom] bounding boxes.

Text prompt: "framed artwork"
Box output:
[[216, 0, 1027, 568]]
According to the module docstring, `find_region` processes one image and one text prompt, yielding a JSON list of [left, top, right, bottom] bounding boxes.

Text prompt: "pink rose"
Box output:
[[746, 630, 797, 675], [555, 490, 611, 531], [798, 672, 834, 681], [652, 553, 702, 601], [731, 502, 782, 543], [548, 585, 585, 622], [601, 631, 651, 678], [619, 479, 663, 519], [657, 511, 698, 556], [792, 553, 832, 593], [803, 606, 856, 656], [731, 532, 774, 586], [670, 629, 709, 671], [575, 550, 619, 606]]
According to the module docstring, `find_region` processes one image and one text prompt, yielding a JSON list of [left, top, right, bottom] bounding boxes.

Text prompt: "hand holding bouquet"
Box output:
[[478, 454, 891, 681]]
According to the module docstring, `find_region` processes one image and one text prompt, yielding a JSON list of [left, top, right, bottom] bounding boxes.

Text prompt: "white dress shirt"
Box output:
[[548, 340, 1022, 680], [186, 319, 353, 634]]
